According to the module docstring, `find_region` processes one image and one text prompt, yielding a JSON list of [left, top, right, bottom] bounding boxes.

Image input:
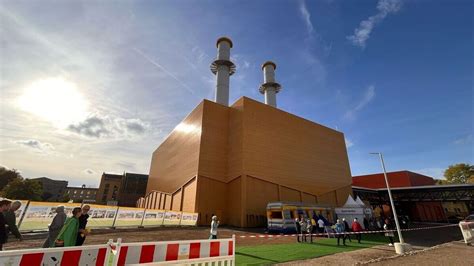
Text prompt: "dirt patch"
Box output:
[[278, 241, 473, 265], [366, 242, 474, 266], [4, 226, 300, 250]]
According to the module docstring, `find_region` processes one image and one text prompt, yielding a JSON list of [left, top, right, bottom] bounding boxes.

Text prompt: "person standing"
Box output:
[[384, 218, 395, 246], [334, 219, 346, 246], [43, 206, 67, 248], [3, 201, 22, 242], [317, 217, 325, 234], [363, 217, 369, 231], [55, 207, 81, 247], [209, 215, 219, 239], [76, 205, 90, 246], [342, 218, 352, 242], [351, 218, 363, 243], [294, 217, 301, 242], [299, 217, 308, 242], [0, 200, 12, 251], [306, 218, 313, 243]]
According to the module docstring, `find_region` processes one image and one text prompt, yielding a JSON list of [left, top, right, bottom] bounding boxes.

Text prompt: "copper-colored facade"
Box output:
[[143, 97, 353, 227]]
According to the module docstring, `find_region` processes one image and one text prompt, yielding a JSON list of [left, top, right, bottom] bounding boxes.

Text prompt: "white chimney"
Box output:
[[210, 37, 235, 106], [259, 61, 281, 108]]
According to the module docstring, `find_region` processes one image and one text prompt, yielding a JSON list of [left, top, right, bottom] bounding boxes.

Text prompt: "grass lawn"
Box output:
[[236, 234, 395, 265]]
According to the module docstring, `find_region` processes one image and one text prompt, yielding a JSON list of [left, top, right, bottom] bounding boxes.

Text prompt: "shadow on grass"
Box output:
[[235, 251, 279, 264]]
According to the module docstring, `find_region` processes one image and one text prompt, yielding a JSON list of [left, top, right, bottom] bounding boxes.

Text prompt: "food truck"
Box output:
[[266, 202, 334, 233]]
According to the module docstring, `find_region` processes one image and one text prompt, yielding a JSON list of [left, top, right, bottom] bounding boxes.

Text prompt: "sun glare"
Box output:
[[18, 78, 89, 127]]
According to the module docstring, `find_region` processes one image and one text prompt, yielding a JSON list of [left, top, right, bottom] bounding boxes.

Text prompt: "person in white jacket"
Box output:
[[209, 215, 219, 239]]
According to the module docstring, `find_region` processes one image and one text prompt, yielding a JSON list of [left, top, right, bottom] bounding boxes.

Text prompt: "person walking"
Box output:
[[294, 217, 301, 243], [317, 217, 325, 234], [55, 207, 82, 247], [0, 200, 12, 251], [342, 218, 352, 242], [351, 218, 363, 243], [209, 215, 219, 239], [3, 201, 22, 243], [334, 219, 346, 246], [76, 205, 90, 246], [384, 218, 395, 246], [42, 206, 67, 248]]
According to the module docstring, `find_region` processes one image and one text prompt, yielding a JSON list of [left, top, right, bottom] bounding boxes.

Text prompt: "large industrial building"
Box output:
[[139, 37, 353, 227]]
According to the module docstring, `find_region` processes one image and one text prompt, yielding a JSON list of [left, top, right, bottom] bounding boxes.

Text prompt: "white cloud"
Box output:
[[14, 139, 55, 153], [68, 114, 149, 139], [345, 138, 354, 149], [344, 85, 376, 120], [347, 0, 403, 48], [299, 0, 314, 35]]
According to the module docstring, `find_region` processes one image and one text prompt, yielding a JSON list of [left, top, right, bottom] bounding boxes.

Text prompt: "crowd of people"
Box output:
[[0, 199, 91, 250], [293, 215, 397, 246]]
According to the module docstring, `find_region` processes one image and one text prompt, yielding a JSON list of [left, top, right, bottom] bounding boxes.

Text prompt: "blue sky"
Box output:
[[0, 0, 472, 186]]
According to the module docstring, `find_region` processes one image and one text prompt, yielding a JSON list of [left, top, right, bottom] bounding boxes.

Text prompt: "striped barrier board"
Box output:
[[112, 236, 235, 265], [0, 240, 112, 266], [459, 221, 474, 244]]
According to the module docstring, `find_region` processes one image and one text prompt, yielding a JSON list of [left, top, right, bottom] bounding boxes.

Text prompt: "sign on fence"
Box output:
[[14, 200, 198, 232]]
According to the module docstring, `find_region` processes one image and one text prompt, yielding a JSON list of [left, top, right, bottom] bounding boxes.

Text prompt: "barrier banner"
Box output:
[[114, 207, 145, 227], [87, 204, 118, 228], [163, 211, 181, 225], [19, 202, 79, 231], [459, 221, 474, 244], [180, 212, 198, 226], [142, 210, 166, 227]]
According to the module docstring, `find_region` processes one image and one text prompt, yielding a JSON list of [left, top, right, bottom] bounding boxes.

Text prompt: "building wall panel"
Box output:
[[147, 102, 204, 194], [280, 186, 301, 202], [182, 178, 197, 212], [241, 97, 352, 196], [172, 189, 182, 211]]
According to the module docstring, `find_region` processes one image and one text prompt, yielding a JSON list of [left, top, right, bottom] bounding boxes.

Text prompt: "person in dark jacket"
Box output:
[[3, 200, 22, 242], [0, 200, 12, 251], [76, 205, 90, 246], [342, 218, 352, 242], [43, 206, 67, 248], [294, 217, 301, 243], [363, 217, 369, 231]]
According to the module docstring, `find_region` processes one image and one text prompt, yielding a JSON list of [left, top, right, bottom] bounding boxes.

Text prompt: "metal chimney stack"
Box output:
[[259, 61, 281, 107], [210, 37, 236, 106]]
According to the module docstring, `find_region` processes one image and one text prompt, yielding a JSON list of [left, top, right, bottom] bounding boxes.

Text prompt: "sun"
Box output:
[[17, 77, 89, 127]]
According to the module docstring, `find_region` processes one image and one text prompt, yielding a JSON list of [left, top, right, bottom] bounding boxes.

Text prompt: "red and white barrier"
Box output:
[[0, 240, 113, 266], [459, 221, 474, 245], [112, 236, 235, 265], [238, 223, 459, 238]]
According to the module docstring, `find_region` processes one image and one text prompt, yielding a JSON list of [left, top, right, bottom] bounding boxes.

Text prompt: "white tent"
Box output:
[[335, 195, 367, 228]]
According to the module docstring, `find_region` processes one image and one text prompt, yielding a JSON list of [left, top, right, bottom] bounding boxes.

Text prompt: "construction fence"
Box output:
[[11, 200, 198, 232]]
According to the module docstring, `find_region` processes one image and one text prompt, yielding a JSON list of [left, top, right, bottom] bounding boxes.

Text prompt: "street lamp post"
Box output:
[[370, 152, 410, 253]]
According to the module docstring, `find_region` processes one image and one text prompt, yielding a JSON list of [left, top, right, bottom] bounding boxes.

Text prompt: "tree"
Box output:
[[443, 163, 474, 184], [2, 178, 43, 201], [0, 167, 22, 191]]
